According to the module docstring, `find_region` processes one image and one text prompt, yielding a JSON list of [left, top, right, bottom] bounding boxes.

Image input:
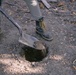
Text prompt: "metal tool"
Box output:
[[0, 7, 46, 50], [40, 0, 51, 9]]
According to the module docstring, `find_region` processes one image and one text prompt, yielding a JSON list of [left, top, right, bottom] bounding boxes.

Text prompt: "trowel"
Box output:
[[0, 7, 46, 50]]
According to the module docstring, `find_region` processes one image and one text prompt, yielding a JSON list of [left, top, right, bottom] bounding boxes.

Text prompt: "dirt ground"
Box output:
[[0, 0, 76, 75]]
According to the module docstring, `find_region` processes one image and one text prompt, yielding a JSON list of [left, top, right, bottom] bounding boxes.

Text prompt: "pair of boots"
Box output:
[[36, 17, 53, 41]]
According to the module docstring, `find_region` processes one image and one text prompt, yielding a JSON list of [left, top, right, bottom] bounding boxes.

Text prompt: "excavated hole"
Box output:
[[20, 46, 48, 62]]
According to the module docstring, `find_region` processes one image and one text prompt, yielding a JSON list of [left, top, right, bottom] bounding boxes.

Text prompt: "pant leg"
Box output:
[[24, 0, 42, 20]]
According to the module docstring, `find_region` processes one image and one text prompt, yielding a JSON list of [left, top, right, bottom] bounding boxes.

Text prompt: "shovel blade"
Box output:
[[19, 33, 45, 50]]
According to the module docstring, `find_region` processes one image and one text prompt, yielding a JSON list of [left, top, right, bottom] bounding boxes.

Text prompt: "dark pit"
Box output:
[[21, 45, 48, 62]]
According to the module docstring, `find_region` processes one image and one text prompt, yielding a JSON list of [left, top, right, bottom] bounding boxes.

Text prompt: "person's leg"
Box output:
[[24, 0, 42, 20], [24, 0, 53, 41]]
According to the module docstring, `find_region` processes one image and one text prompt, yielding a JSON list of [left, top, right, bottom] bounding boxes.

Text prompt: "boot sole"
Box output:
[[36, 31, 53, 41]]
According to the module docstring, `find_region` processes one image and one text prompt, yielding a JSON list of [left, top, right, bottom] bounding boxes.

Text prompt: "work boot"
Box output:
[[36, 17, 53, 41], [0, 0, 2, 6]]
